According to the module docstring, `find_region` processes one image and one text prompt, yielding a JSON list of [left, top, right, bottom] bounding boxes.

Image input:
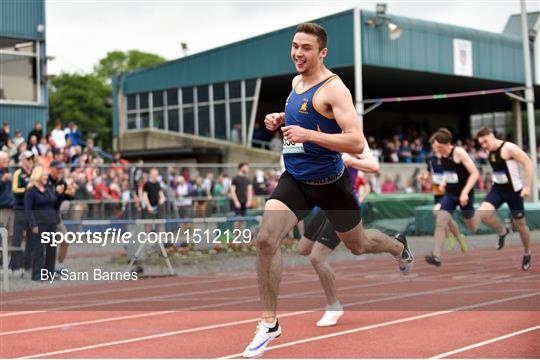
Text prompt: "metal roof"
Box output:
[[0, 0, 45, 40], [120, 8, 529, 95], [502, 11, 540, 36]]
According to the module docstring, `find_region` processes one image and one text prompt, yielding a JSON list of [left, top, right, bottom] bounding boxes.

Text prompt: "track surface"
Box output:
[[1, 243, 539, 358]]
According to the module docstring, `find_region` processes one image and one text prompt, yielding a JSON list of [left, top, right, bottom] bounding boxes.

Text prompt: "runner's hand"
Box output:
[[520, 186, 530, 198], [439, 181, 446, 192], [264, 113, 284, 131], [342, 153, 355, 167], [281, 125, 311, 143], [459, 192, 468, 207]]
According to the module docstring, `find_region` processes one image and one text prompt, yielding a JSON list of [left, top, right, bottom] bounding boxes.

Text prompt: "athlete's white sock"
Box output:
[[327, 301, 342, 311]]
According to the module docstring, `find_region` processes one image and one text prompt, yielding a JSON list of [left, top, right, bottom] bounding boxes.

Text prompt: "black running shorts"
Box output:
[[303, 209, 341, 250], [269, 170, 361, 232]]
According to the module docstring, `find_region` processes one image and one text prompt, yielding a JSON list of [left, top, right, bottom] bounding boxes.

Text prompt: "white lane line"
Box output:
[[3, 242, 530, 307], [17, 275, 539, 359], [3, 246, 522, 317], [2, 259, 532, 335], [429, 325, 540, 359], [1, 257, 525, 335], [0, 258, 400, 318], [219, 292, 540, 359]]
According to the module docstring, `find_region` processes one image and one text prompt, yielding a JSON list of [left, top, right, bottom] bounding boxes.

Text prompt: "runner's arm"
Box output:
[[506, 143, 533, 195], [342, 141, 379, 173], [455, 147, 479, 196]]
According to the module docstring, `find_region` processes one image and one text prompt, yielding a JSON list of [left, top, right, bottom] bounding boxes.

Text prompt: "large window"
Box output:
[[124, 78, 260, 145], [470, 112, 508, 138], [183, 106, 195, 135], [168, 109, 179, 132], [152, 91, 165, 129], [214, 103, 227, 140], [0, 38, 39, 103], [230, 101, 242, 143]]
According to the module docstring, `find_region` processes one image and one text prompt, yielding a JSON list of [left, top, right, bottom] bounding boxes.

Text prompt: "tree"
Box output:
[[94, 50, 166, 82], [49, 73, 112, 150], [49, 50, 166, 152]]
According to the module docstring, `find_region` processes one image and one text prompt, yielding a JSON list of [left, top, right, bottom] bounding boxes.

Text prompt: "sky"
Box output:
[[45, 0, 540, 75]]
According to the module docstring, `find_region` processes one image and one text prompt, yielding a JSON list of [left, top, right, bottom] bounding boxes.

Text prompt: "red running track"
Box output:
[[1, 243, 539, 358]]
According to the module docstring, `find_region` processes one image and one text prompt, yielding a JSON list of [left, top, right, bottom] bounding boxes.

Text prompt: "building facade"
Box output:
[[113, 8, 540, 163], [0, 0, 48, 138]]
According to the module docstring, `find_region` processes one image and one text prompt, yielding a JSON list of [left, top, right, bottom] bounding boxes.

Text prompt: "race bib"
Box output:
[[492, 171, 508, 184], [282, 137, 305, 154], [443, 171, 459, 184], [432, 173, 444, 185]]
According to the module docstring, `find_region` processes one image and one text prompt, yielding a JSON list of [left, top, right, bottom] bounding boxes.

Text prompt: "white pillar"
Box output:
[[520, 0, 539, 203], [513, 99, 523, 148], [353, 7, 364, 129]]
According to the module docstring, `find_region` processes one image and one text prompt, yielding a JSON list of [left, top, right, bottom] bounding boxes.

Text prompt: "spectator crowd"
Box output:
[[0, 120, 537, 281]]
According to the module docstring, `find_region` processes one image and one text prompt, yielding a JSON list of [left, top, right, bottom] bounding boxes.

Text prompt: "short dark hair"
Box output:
[[238, 162, 248, 170], [429, 128, 453, 144], [476, 127, 493, 138], [296, 22, 327, 50]]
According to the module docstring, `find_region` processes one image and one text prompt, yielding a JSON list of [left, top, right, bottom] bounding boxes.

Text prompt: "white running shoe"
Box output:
[[316, 306, 344, 327], [242, 320, 281, 358]]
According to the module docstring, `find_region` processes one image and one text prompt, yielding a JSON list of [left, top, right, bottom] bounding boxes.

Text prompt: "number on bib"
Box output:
[[443, 171, 459, 184], [492, 172, 509, 184], [282, 137, 305, 154]]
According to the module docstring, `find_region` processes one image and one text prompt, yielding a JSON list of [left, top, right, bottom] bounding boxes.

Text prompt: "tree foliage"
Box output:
[[48, 73, 112, 149], [49, 50, 166, 151], [94, 50, 166, 82]]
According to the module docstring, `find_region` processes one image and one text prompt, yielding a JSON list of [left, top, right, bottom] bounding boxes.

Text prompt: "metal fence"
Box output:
[[57, 162, 281, 221]]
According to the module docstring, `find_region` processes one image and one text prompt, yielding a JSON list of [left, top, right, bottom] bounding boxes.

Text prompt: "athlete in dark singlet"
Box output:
[[475, 127, 533, 270], [426, 128, 479, 267], [424, 153, 467, 252]]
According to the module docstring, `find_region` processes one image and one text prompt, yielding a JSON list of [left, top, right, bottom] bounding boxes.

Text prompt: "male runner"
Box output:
[[422, 152, 467, 252], [243, 22, 413, 358], [297, 140, 379, 327], [475, 127, 533, 270], [425, 128, 478, 267]]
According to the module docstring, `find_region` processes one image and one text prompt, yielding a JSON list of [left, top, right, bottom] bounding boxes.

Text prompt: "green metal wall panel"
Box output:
[[0, 105, 48, 136], [0, 0, 45, 40], [361, 10, 525, 83], [123, 10, 354, 94]]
